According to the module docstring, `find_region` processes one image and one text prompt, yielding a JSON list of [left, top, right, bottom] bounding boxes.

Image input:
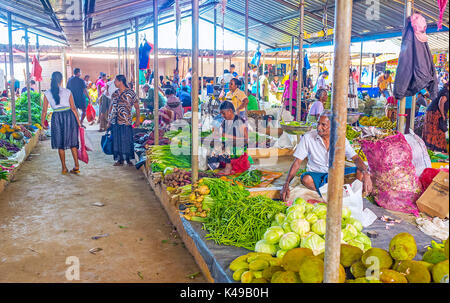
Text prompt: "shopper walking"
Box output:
[[67, 68, 91, 128], [41, 71, 81, 174], [97, 72, 109, 132], [283, 70, 301, 118], [422, 83, 449, 153], [107, 75, 140, 166], [348, 68, 359, 112]]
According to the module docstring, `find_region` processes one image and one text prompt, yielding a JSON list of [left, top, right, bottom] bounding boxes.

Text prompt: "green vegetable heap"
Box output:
[[4, 92, 42, 124], [232, 170, 263, 187]]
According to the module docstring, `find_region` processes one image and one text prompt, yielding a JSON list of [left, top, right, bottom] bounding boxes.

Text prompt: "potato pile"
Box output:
[[163, 168, 192, 187]]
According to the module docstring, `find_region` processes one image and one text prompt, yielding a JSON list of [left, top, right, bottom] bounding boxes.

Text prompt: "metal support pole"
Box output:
[[153, 0, 159, 146], [297, 0, 305, 121], [324, 0, 353, 284], [359, 41, 363, 85], [398, 0, 413, 134], [410, 95, 416, 130], [135, 17, 140, 98], [201, 55, 204, 96], [289, 36, 294, 114], [124, 30, 128, 80], [3, 53, 7, 97], [214, 7, 217, 85], [118, 37, 121, 74], [244, 0, 249, 95], [191, 0, 199, 185], [62, 48, 67, 87], [7, 12, 16, 125], [25, 28, 31, 124]]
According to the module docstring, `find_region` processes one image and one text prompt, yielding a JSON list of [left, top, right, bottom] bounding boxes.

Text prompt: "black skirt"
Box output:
[[51, 110, 79, 150], [111, 124, 134, 161]]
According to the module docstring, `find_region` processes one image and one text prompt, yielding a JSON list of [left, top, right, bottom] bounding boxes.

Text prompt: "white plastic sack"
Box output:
[[9, 148, 26, 163], [273, 132, 296, 149], [404, 131, 431, 177], [321, 180, 377, 228], [84, 131, 94, 152], [198, 146, 208, 171]]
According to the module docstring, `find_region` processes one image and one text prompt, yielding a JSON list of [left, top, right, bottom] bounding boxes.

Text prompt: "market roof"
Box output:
[[0, 0, 448, 50], [0, 0, 68, 45]]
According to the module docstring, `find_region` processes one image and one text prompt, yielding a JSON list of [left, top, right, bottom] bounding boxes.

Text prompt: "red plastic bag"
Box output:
[[86, 103, 96, 123], [360, 132, 421, 216], [419, 167, 450, 192], [78, 127, 89, 164], [230, 153, 251, 175]]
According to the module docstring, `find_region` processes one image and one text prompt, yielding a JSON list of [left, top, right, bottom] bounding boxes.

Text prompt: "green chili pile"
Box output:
[[203, 193, 287, 250]]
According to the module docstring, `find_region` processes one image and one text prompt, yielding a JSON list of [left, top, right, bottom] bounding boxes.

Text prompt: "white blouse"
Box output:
[[44, 87, 72, 109]]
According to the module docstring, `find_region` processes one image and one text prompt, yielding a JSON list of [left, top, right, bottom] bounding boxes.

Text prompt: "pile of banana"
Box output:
[[359, 116, 396, 129]]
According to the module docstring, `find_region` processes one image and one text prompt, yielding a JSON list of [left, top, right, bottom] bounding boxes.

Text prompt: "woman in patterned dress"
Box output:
[[107, 75, 141, 166]]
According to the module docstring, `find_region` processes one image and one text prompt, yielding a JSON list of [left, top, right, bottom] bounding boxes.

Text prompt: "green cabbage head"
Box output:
[[263, 226, 285, 244], [300, 233, 325, 255], [278, 232, 300, 251], [313, 204, 327, 219], [311, 219, 327, 236], [305, 213, 319, 224], [290, 218, 310, 236], [275, 213, 286, 226], [342, 224, 358, 242], [255, 240, 277, 256]]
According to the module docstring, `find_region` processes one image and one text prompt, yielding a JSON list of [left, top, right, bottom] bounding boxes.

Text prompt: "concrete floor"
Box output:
[[0, 127, 205, 283]]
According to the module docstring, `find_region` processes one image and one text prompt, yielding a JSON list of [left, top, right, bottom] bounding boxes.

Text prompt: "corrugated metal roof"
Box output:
[[0, 0, 67, 45], [200, 0, 449, 49]]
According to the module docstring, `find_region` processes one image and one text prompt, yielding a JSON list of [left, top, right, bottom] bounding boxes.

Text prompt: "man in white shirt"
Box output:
[[281, 110, 372, 201], [316, 71, 329, 91]]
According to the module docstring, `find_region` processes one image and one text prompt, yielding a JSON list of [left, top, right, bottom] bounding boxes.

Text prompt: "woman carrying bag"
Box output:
[[41, 71, 82, 174], [107, 75, 140, 166]]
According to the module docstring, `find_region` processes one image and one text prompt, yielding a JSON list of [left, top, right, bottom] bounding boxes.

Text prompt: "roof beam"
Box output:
[[199, 16, 275, 49], [226, 7, 294, 37]]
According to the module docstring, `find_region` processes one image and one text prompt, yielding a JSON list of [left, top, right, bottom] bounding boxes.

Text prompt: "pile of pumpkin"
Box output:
[[0, 124, 30, 140]]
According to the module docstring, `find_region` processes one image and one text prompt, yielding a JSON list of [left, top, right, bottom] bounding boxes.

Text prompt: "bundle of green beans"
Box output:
[[204, 194, 287, 250]]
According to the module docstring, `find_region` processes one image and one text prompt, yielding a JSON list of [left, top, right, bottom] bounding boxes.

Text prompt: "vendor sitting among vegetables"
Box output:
[[208, 101, 249, 176], [281, 110, 373, 201]]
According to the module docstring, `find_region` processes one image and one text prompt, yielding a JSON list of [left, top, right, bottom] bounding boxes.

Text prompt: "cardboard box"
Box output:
[[417, 171, 449, 218]]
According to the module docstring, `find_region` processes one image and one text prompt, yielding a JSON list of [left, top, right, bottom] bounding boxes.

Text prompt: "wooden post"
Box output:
[[191, 0, 200, 185], [398, 0, 413, 134], [297, 0, 305, 121], [135, 17, 140, 98], [62, 48, 67, 87], [323, 0, 353, 283], [201, 54, 204, 96], [153, 0, 159, 145], [244, 0, 249, 95], [7, 12, 16, 125], [24, 28, 31, 124], [289, 36, 294, 114]]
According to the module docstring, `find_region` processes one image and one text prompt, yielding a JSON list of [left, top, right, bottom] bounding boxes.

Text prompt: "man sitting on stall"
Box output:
[[209, 101, 249, 176], [281, 110, 373, 202], [142, 83, 166, 112]]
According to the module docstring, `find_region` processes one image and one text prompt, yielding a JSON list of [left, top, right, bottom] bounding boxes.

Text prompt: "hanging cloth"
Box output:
[[393, 14, 439, 101], [139, 40, 153, 70], [31, 55, 42, 82], [304, 52, 311, 70], [251, 51, 262, 67], [438, 0, 448, 30]]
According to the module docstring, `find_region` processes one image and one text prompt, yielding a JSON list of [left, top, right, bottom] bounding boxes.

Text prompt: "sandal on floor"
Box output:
[[70, 168, 80, 174], [62, 170, 69, 175], [126, 162, 134, 167], [113, 162, 124, 166]]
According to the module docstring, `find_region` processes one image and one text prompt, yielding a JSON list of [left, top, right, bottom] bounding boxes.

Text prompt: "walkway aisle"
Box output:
[[0, 127, 205, 282]]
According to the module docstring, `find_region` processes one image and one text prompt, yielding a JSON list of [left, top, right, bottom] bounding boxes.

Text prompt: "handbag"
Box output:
[[101, 130, 113, 155], [438, 117, 448, 132], [78, 127, 89, 164]]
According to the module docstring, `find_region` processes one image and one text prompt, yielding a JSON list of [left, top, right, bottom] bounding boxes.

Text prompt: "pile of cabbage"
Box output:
[[254, 197, 372, 257]]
